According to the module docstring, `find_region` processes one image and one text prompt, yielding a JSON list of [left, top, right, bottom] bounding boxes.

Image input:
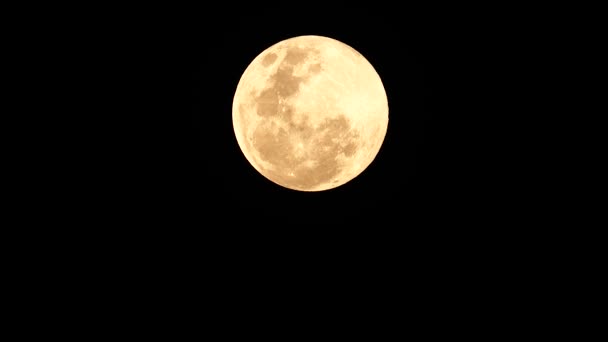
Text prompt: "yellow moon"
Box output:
[[232, 35, 389, 191]]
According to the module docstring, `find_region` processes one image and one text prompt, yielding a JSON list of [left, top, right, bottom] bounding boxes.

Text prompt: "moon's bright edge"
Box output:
[[232, 35, 388, 191]]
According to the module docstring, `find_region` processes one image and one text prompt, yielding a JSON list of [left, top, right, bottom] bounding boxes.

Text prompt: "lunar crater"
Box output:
[[261, 52, 277, 67], [250, 113, 359, 190]]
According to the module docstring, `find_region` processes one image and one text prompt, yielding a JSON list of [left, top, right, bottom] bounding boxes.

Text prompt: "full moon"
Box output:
[[232, 35, 389, 191]]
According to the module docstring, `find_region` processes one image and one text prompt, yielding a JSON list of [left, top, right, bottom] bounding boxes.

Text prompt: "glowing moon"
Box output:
[[232, 35, 388, 191]]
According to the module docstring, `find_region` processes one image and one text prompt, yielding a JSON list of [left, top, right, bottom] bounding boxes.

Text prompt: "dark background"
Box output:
[[87, 7, 540, 242], [191, 17, 431, 224], [22, 6, 572, 326], [179, 12, 515, 228], [7, 5, 585, 330]]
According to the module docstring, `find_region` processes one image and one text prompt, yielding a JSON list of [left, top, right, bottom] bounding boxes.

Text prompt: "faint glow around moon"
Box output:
[[232, 35, 389, 191]]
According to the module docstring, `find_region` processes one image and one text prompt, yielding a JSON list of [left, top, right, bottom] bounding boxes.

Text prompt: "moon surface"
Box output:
[[232, 35, 388, 191]]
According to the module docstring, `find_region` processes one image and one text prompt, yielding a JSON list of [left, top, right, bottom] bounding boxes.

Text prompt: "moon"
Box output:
[[232, 35, 388, 191]]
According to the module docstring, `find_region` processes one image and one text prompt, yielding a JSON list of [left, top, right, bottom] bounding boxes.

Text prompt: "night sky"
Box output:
[[36, 6, 560, 323], [117, 8, 525, 234], [184, 14, 490, 226]]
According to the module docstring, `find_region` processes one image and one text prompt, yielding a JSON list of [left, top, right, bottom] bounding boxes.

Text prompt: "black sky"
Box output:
[[181, 13, 502, 226], [24, 5, 572, 322], [103, 7, 532, 234]]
